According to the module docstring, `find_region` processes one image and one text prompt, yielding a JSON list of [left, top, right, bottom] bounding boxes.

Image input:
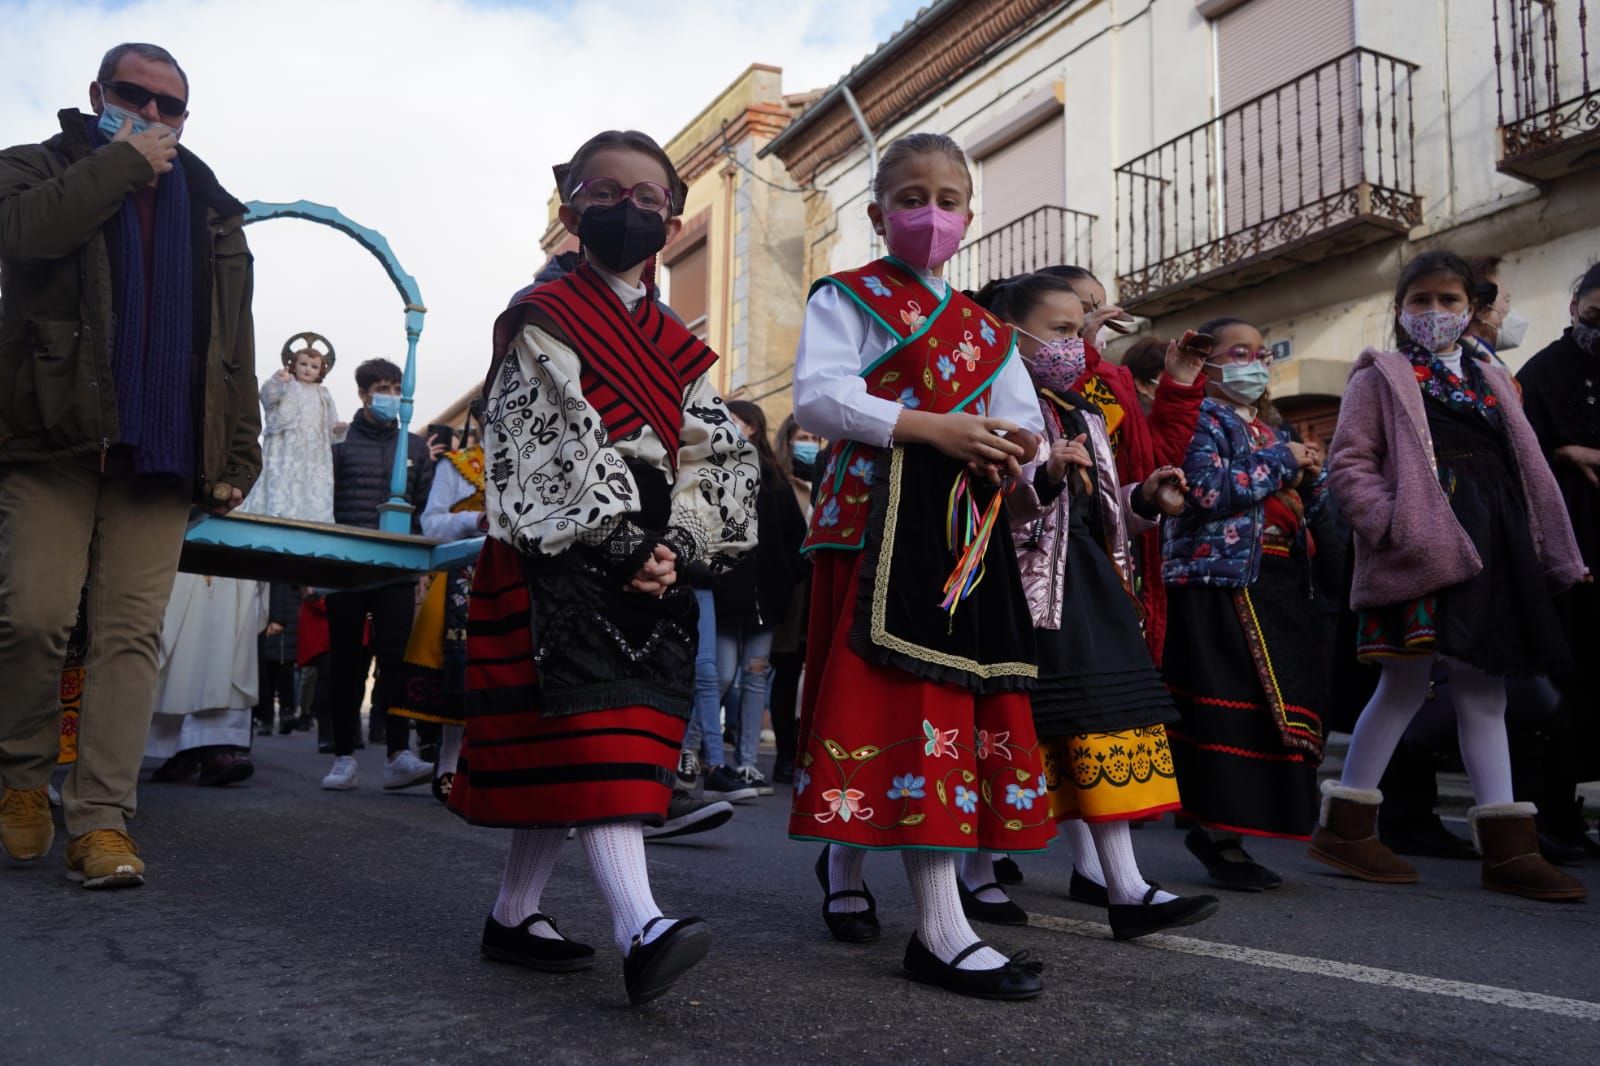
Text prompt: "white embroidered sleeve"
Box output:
[[666, 372, 759, 572], [482, 325, 641, 561]]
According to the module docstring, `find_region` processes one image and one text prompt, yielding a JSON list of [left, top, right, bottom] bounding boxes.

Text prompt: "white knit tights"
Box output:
[[826, 844, 869, 914], [1340, 657, 1514, 806], [958, 852, 1009, 903], [580, 823, 669, 954], [492, 828, 566, 937], [902, 851, 1007, 970], [1058, 818, 1105, 885], [436, 724, 463, 781], [1089, 821, 1177, 907]]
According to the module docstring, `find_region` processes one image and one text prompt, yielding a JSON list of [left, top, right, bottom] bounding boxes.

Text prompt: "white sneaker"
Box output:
[[383, 749, 433, 790], [321, 756, 358, 791], [736, 764, 775, 796]]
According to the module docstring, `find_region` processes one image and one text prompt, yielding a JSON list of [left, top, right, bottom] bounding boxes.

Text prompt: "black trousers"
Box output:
[[254, 642, 297, 728], [327, 582, 416, 758]]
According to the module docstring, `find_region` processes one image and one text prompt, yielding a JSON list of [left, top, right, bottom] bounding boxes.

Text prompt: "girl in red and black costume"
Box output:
[[450, 131, 757, 1006], [789, 133, 1051, 1000]]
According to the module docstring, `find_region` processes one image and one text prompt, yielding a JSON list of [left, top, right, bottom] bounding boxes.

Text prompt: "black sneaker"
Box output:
[[676, 748, 702, 789], [644, 790, 734, 841], [702, 765, 758, 802]]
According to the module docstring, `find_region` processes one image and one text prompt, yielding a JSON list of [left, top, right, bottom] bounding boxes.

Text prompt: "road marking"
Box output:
[[1028, 913, 1600, 1021]]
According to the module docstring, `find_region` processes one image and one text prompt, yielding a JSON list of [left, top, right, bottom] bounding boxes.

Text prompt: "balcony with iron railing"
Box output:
[[1495, 0, 1600, 181], [1113, 48, 1421, 317], [945, 205, 1095, 293]]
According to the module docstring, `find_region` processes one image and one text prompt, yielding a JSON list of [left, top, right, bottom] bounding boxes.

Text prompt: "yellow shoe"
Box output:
[[66, 829, 145, 889], [0, 786, 55, 861]]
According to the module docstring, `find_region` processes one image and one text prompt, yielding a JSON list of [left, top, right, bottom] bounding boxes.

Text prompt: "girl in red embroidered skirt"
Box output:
[[788, 133, 1052, 1000], [450, 131, 758, 1006]]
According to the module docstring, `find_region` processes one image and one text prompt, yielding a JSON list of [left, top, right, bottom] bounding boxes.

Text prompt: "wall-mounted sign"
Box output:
[[1270, 338, 1293, 363]]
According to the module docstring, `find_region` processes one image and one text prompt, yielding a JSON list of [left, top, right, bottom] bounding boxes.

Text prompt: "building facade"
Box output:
[[764, 0, 1600, 446]]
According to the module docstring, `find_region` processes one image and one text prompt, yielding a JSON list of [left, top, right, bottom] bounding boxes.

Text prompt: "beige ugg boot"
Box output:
[[1469, 803, 1587, 903], [1307, 780, 1418, 884]]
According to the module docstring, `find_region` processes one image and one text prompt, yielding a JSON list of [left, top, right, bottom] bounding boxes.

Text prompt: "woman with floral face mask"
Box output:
[[1161, 317, 1330, 892], [1314, 251, 1586, 903], [964, 272, 1217, 940]]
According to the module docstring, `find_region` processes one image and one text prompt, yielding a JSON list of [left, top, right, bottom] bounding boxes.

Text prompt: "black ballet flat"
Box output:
[[1068, 869, 1110, 907], [958, 879, 1029, 926], [480, 914, 596, 973], [993, 856, 1024, 885], [431, 772, 454, 805], [623, 916, 713, 1007], [1108, 884, 1220, 941], [901, 934, 1044, 1001], [814, 845, 881, 943], [1184, 827, 1283, 892]]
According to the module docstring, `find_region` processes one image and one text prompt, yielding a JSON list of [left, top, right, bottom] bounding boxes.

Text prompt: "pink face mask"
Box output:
[[1022, 335, 1087, 393], [883, 205, 967, 270]]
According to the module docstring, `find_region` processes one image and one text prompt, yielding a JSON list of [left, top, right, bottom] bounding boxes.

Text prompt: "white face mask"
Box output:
[[1496, 308, 1529, 351]]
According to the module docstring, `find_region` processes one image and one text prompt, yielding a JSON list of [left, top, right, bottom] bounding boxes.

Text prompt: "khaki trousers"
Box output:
[[0, 460, 190, 836]]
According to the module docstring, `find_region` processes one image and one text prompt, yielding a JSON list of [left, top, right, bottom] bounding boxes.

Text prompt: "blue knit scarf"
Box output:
[[91, 119, 195, 478]]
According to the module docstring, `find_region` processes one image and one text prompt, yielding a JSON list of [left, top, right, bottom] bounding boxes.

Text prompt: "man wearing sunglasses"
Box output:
[[0, 42, 261, 890]]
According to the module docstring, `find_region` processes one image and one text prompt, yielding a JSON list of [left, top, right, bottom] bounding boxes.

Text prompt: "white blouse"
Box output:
[[419, 459, 482, 542], [482, 269, 758, 571], [792, 277, 1045, 449]]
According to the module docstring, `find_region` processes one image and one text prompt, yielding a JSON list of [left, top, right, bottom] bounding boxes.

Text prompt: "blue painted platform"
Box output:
[[181, 512, 483, 588]]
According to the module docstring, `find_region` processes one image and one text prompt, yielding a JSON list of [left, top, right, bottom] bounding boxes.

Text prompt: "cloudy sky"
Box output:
[[1, 0, 922, 421]]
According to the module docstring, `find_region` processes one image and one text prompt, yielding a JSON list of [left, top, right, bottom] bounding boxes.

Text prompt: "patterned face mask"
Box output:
[[1021, 335, 1087, 393], [1573, 319, 1600, 356], [1399, 308, 1472, 352]]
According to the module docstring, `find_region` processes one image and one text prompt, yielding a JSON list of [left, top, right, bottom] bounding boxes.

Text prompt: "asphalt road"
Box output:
[[3, 734, 1598, 1065]]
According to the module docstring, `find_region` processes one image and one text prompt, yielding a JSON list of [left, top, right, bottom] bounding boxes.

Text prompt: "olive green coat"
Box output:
[[0, 109, 261, 501]]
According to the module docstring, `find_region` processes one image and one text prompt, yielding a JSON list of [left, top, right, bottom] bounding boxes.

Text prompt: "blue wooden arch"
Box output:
[[180, 200, 483, 587], [242, 200, 426, 531]]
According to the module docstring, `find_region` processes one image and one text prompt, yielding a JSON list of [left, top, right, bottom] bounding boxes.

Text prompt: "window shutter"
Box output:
[[665, 239, 709, 340], [1217, 0, 1353, 109], [979, 114, 1065, 231], [1215, 0, 1355, 233]]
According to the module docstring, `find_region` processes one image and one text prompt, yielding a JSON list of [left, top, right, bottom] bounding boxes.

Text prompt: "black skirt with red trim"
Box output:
[[1161, 549, 1327, 840], [448, 539, 688, 829]]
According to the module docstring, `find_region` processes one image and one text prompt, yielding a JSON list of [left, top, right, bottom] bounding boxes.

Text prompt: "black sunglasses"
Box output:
[[101, 80, 187, 118]]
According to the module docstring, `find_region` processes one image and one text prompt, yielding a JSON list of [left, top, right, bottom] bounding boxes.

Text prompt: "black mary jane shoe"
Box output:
[[993, 856, 1024, 885], [958, 879, 1029, 926], [814, 846, 881, 943], [480, 914, 596, 973], [431, 772, 454, 806], [623, 916, 713, 1007], [1184, 826, 1282, 892], [902, 934, 1044, 1001], [1068, 869, 1110, 907], [1108, 884, 1220, 941]]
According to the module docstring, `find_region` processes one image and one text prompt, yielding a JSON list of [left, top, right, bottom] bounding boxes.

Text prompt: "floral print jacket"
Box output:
[[1161, 399, 1325, 588]]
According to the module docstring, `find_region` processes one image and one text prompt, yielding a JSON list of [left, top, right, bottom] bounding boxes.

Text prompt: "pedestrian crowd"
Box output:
[[1, 42, 1596, 1009]]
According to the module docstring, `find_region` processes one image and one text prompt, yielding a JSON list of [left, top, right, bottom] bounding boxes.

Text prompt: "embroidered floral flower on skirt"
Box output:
[[789, 550, 1055, 853]]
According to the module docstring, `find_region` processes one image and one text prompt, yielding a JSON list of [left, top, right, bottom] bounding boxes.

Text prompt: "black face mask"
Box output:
[[578, 201, 667, 273]]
